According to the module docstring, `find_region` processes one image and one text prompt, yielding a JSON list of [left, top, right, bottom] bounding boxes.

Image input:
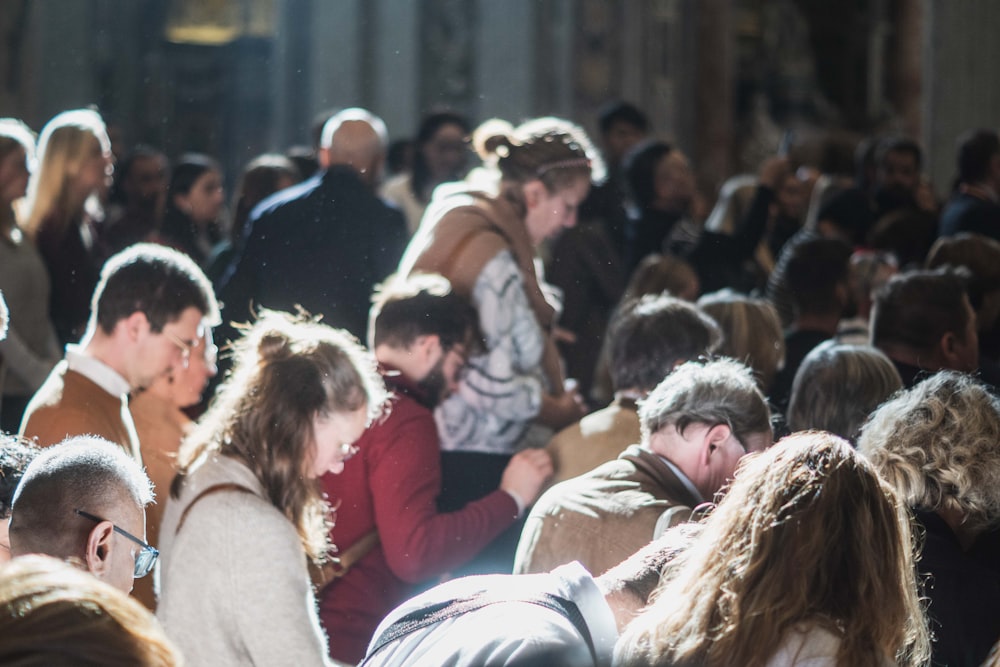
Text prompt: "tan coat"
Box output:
[[513, 445, 703, 577], [546, 398, 641, 486]]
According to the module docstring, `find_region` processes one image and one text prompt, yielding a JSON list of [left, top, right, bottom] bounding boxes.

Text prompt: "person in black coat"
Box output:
[[217, 108, 408, 345]]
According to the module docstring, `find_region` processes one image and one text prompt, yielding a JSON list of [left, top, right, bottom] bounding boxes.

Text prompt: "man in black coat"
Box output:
[[218, 108, 408, 343]]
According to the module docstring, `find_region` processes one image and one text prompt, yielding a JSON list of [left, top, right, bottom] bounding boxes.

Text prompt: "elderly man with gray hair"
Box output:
[[7, 435, 155, 595], [515, 358, 772, 577]]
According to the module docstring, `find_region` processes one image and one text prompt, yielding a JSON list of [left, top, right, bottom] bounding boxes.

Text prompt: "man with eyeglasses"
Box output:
[[513, 358, 772, 578], [19, 243, 219, 461], [318, 275, 554, 665], [8, 435, 155, 595]]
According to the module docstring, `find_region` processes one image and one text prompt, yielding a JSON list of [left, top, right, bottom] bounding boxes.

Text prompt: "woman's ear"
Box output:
[[522, 180, 546, 210]]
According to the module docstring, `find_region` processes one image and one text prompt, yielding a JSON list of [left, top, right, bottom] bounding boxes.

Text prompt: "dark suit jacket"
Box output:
[[218, 166, 408, 342]]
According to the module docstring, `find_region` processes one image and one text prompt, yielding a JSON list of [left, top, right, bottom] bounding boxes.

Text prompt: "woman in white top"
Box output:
[[613, 431, 930, 667], [156, 311, 386, 666]]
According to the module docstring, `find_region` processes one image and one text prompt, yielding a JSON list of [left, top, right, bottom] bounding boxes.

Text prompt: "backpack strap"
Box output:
[[362, 590, 597, 665], [174, 483, 253, 536], [652, 505, 693, 539]]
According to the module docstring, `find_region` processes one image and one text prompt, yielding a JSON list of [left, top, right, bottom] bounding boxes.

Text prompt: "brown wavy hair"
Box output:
[[173, 310, 386, 561], [615, 431, 930, 667]]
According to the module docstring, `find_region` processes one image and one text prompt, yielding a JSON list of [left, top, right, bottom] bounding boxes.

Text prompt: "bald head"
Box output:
[[319, 108, 388, 186]]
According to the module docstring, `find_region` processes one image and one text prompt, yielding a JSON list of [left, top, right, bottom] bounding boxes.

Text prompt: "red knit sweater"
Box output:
[[318, 370, 519, 663]]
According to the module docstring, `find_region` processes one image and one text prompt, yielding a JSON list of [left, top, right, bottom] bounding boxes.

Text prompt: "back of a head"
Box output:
[[638, 358, 770, 445], [0, 118, 36, 173], [1, 436, 40, 522], [90, 242, 219, 336], [956, 128, 1000, 186], [783, 237, 852, 318], [0, 555, 180, 666], [472, 116, 605, 193], [369, 273, 480, 352], [615, 431, 929, 667], [622, 253, 699, 303], [926, 233, 1000, 320], [624, 140, 673, 212], [858, 371, 1000, 532], [320, 107, 388, 166], [870, 267, 971, 355], [698, 290, 784, 391], [597, 100, 650, 137], [8, 437, 152, 560], [787, 341, 902, 442], [608, 294, 721, 394]]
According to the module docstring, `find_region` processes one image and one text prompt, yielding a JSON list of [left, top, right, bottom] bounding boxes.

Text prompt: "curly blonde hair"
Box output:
[[858, 371, 1000, 531], [614, 431, 930, 667]]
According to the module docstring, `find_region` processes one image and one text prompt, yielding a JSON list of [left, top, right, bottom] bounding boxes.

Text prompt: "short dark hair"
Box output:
[[871, 267, 972, 353], [784, 238, 852, 316], [369, 274, 480, 353], [91, 243, 219, 335], [624, 140, 673, 212], [608, 294, 721, 393], [876, 136, 923, 171], [956, 128, 1000, 185], [598, 101, 650, 136], [0, 436, 40, 519]]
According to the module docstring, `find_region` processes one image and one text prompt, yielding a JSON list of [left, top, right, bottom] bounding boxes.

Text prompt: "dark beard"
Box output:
[[416, 360, 448, 408]]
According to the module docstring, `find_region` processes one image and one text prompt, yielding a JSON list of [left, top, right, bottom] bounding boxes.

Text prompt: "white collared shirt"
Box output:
[[64, 344, 130, 397]]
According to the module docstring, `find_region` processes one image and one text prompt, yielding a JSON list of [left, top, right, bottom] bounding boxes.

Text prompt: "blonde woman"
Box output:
[[614, 431, 930, 667], [859, 371, 1000, 666], [24, 109, 113, 345], [157, 311, 386, 665]]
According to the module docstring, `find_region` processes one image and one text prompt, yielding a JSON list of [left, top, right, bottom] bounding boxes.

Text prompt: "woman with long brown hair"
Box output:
[[614, 431, 930, 667], [156, 310, 386, 665]]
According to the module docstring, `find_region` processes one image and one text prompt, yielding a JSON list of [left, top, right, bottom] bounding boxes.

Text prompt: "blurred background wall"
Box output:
[[1, 0, 998, 195]]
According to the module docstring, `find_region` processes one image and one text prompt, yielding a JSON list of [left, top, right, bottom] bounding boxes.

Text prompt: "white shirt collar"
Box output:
[[65, 345, 131, 397], [656, 453, 705, 504]]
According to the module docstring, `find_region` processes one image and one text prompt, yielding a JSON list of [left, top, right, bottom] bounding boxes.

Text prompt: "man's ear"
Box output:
[[704, 423, 734, 456], [118, 311, 149, 342], [939, 330, 965, 367], [317, 146, 332, 170], [84, 520, 115, 580], [411, 334, 442, 364]]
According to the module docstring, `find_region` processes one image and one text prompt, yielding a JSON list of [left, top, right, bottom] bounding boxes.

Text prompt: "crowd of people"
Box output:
[[0, 99, 999, 666]]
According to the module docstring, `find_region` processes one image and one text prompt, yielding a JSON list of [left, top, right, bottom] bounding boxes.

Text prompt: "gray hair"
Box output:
[[638, 358, 771, 444]]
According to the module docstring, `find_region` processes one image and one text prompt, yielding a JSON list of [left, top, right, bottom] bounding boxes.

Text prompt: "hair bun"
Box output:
[[257, 330, 292, 361], [472, 118, 516, 161]]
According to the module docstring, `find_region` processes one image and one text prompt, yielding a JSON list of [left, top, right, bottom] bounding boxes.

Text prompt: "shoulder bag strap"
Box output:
[[174, 483, 253, 536]]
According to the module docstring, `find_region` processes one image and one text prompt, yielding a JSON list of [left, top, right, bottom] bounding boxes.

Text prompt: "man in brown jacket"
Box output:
[[514, 358, 772, 577], [19, 243, 218, 461]]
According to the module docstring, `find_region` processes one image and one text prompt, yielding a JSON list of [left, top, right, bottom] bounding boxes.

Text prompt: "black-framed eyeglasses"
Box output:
[[75, 509, 159, 578]]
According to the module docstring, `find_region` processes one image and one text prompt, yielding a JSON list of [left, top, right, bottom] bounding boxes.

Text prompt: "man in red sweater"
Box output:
[[318, 274, 553, 663]]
